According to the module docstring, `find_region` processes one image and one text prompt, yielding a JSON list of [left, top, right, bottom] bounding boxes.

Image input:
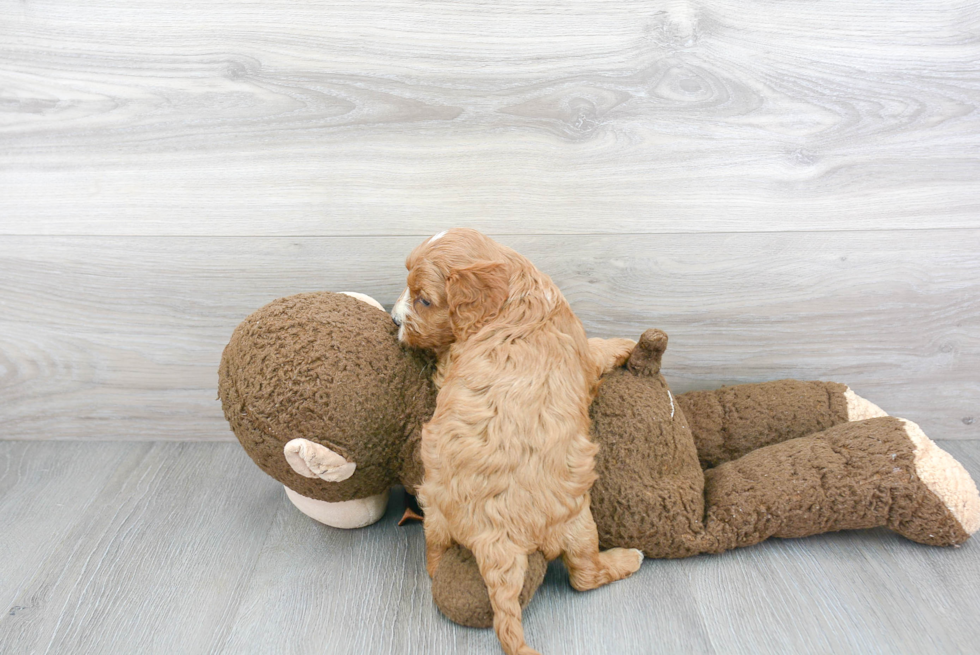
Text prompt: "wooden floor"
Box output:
[[2, 439, 979, 655]]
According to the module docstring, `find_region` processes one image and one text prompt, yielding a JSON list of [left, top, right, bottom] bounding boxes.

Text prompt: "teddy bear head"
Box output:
[[218, 292, 437, 526]]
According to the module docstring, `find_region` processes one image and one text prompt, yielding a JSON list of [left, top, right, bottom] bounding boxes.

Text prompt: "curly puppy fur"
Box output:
[[392, 228, 642, 655]]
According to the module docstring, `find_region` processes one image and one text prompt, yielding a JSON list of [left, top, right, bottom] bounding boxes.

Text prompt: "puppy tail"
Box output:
[[474, 542, 541, 655]]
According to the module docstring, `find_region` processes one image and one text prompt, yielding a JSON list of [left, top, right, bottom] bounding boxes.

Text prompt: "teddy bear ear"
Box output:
[[338, 291, 386, 313], [627, 329, 669, 376], [283, 438, 356, 482]]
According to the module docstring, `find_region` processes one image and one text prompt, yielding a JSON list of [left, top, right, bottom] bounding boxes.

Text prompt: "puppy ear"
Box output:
[[446, 261, 510, 340]]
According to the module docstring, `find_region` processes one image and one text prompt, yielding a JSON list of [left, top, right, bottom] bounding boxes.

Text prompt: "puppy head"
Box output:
[[392, 229, 511, 350]]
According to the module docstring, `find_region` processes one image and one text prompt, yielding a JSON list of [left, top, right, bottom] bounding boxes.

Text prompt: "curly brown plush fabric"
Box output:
[[676, 380, 851, 469], [698, 416, 971, 551], [218, 292, 980, 631], [589, 331, 705, 559], [219, 292, 437, 502], [431, 546, 548, 629]]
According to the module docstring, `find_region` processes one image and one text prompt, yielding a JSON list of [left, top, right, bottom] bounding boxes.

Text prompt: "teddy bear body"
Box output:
[[219, 291, 980, 627]]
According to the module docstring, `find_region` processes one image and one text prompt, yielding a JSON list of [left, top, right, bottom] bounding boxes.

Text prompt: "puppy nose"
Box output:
[[392, 314, 402, 327]]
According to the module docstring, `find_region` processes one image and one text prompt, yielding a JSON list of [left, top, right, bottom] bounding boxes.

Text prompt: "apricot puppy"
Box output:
[[391, 229, 642, 655]]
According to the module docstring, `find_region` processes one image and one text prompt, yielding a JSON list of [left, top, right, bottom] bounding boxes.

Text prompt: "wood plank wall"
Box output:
[[2, 0, 978, 440]]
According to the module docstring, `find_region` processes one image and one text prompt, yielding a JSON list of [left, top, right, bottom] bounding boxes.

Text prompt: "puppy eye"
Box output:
[[416, 297, 431, 307]]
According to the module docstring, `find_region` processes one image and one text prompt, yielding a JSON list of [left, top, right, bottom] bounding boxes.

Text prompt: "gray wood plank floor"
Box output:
[[2, 440, 979, 655]]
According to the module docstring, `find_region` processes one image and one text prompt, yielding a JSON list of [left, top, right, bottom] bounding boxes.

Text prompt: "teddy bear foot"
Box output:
[[843, 387, 889, 421], [890, 419, 980, 546]]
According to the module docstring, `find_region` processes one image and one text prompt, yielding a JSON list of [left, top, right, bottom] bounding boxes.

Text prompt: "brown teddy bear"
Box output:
[[218, 291, 980, 628]]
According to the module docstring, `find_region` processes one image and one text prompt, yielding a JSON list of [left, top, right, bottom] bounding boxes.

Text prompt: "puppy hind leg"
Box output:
[[423, 507, 453, 579], [473, 542, 540, 655], [561, 506, 643, 592]]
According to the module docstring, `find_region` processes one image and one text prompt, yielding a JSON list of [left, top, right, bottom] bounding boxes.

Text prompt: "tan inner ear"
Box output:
[[283, 438, 357, 482]]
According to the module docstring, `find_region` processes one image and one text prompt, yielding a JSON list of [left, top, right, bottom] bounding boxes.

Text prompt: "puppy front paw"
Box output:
[[608, 547, 644, 580], [590, 337, 638, 376], [628, 548, 645, 573], [608, 338, 637, 368]]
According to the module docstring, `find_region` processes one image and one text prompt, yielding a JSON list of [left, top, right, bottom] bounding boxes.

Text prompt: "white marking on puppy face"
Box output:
[[429, 230, 448, 243], [391, 287, 412, 335]]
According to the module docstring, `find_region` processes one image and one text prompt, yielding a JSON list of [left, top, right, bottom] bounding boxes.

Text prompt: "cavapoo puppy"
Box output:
[[391, 228, 643, 655]]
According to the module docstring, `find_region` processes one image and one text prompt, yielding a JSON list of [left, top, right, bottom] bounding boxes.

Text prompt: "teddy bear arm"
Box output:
[[697, 416, 980, 554], [675, 380, 885, 469]]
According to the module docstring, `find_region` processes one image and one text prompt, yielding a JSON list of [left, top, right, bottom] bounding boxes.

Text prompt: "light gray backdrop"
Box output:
[[2, 0, 978, 440]]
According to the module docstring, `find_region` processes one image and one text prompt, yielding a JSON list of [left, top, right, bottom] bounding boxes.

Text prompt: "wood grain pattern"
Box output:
[[1, 231, 977, 441], [2, 0, 979, 235], [1, 441, 979, 654]]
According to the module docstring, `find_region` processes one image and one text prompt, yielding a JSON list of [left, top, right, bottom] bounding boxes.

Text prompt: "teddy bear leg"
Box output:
[[675, 380, 887, 469], [431, 545, 548, 629], [697, 417, 980, 554], [889, 418, 980, 544]]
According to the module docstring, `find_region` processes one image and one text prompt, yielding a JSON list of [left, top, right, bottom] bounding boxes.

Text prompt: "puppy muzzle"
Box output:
[[391, 288, 410, 329]]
